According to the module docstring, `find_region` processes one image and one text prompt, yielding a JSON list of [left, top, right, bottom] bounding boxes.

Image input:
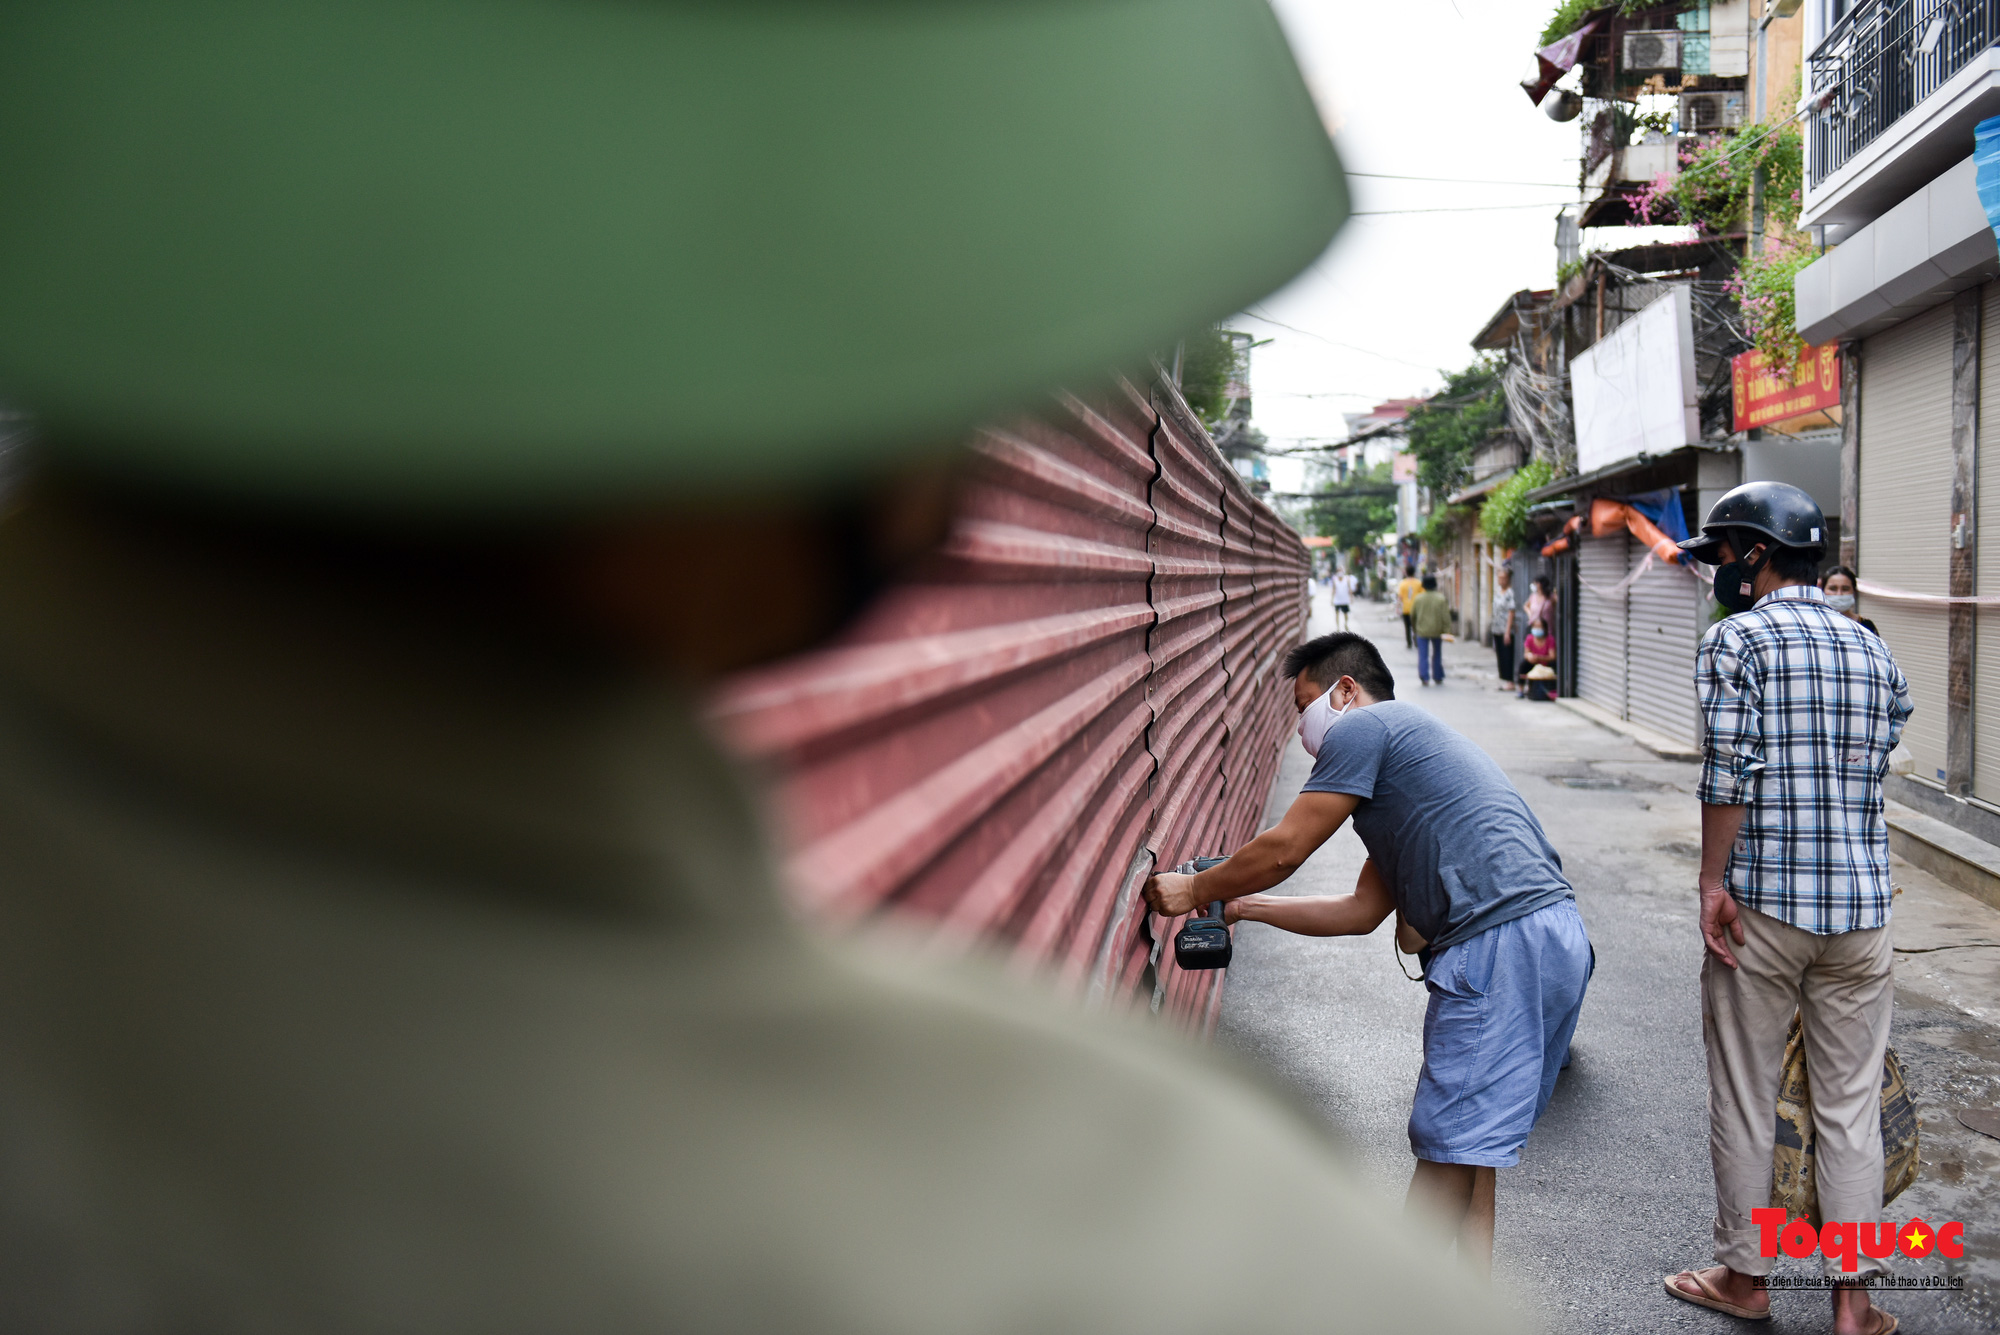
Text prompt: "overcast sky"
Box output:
[[1248, 0, 1689, 489]]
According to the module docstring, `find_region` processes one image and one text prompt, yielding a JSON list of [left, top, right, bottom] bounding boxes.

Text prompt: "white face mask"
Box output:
[[1297, 684, 1353, 758], [1826, 592, 1857, 613]]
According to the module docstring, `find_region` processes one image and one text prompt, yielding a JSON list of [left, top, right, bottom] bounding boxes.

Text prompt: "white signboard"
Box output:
[[1571, 284, 1698, 475]]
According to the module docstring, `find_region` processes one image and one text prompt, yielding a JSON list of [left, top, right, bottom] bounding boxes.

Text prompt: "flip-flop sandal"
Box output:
[[1663, 1270, 1772, 1320], [1858, 1307, 1897, 1335]]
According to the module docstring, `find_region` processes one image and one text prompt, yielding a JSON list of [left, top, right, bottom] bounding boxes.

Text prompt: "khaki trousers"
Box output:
[[1701, 906, 1894, 1277]]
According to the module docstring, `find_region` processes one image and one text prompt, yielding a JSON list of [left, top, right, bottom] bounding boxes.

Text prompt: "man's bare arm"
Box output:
[[1227, 858, 1395, 937], [1698, 801, 1749, 969], [1141, 790, 1359, 917]]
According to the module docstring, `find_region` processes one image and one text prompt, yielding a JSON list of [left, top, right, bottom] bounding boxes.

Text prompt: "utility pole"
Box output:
[[1752, 165, 1767, 254], [1752, 1, 1769, 254], [1752, 1, 1805, 254]]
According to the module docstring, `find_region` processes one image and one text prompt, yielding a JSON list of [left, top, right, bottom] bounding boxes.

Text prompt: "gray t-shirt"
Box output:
[[1302, 701, 1572, 953]]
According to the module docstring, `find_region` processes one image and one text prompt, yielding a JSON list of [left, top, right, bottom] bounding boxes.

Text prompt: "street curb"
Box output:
[[1550, 697, 1702, 763], [1886, 800, 2000, 913]]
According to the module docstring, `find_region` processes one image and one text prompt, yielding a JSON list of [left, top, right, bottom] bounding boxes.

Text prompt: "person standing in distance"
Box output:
[[1819, 565, 1878, 635], [1396, 564, 1422, 648], [1491, 566, 1517, 690], [1330, 564, 1356, 630], [1522, 575, 1555, 641], [1411, 573, 1450, 686], [1144, 632, 1592, 1277], [1664, 483, 1912, 1335]]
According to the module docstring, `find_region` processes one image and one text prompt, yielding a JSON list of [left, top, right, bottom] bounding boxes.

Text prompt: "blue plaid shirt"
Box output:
[[1695, 584, 1913, 935]]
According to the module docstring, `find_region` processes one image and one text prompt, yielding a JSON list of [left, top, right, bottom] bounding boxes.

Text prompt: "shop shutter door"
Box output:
[[1976, 284, 2000, 802], [1576, 534, 1629, 716], [1859, 304, 1953, 785], [1626, 546, 1701, 746]]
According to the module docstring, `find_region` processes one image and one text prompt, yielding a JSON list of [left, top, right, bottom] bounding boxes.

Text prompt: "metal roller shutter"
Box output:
[[1976, 283, 2000, 802], [1576, 534, 1630, 716], [1859, 303, 1953, 785], [1626, 545, 1701, 746]]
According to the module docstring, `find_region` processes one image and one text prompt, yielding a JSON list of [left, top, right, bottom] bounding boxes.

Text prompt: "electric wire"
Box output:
[[1351, 200, 1582, 215], [1239, 311, 1439, 371], [1345, 171, 1582, 187]]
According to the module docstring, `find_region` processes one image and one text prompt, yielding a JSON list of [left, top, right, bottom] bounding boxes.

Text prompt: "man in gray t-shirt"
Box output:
[[1145, 631, 1592, 1277], [1306, 698, 1574, 957]]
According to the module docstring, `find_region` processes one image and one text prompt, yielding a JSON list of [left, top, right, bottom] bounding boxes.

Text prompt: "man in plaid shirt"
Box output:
[[1665, 483, 1911, 1335]]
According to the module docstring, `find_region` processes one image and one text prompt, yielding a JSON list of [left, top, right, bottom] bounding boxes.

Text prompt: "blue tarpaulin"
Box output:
[[1975, 115, 2000, 235], [1619, 488, 1692, 561]]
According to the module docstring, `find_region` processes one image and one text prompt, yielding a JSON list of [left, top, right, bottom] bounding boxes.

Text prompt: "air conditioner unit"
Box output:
[[1623, 30, 1682, 70], [1680, 90, 1745, 132]]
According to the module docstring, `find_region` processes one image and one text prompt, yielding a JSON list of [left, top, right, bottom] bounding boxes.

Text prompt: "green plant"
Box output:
[[1735, 232, 1818, 364], [1539, 0, 1599, 45], [1176, 326, 1242, 426], [1541, 0, 1680, 47], [1420, 504, 1473, 552], [1765, 122, 1804, 209], [1556, 255, 1587, 287], [1306, 459, 1397, 553], [1477, 460, 1557, 550], [1405, 357, 1506, 497], [1612, 102, 1675, 146], [1641, 122, 1803, 235]]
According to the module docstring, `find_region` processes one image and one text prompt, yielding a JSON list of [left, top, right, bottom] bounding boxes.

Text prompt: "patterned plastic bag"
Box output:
[[1770, 1011, 1920, 1225]]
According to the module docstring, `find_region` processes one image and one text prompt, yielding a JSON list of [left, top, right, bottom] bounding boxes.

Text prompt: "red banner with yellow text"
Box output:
[[1732, 343, 1840, 432]]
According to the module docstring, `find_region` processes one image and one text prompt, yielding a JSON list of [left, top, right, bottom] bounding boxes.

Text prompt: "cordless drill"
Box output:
[[1171, 855, 1232, 971]]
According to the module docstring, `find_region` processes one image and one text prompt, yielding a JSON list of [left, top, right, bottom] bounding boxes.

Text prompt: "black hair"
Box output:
[[1404, 565, 1415, 578], [1727, 526, 1821, 582], [1282, 633, 1396, 701], [1421, 573, 1437, 590], [1533, 575, 1551, 595], [1820, 564, 1858, 587]]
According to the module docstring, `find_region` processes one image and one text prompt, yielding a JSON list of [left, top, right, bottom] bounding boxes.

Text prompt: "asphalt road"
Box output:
[[1216, 593, 1999, 1334]]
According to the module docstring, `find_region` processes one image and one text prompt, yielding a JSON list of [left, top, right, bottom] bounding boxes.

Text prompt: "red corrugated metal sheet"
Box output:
[[711, 373, 1307, 1027]]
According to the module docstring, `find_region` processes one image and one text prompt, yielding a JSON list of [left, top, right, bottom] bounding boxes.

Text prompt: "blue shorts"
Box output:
[[1408, 898, 1593, 1168]]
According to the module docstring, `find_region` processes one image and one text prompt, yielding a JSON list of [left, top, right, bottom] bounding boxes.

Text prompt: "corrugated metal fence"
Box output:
[[712, 373, 1308, 1030]]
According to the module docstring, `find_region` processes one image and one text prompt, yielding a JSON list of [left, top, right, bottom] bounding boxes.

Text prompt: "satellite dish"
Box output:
[[1542, 89, 1584, 123]]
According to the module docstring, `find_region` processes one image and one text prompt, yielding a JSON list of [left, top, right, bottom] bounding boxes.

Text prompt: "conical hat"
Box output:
[[0, 1, 1346, 511]]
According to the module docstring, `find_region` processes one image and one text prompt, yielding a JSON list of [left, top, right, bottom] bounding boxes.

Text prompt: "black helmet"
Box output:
[[1678, 481, 1826, 564]]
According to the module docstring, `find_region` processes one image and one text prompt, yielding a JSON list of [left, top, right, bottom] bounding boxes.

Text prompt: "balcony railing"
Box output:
[[1808, 0, 2000, 186]]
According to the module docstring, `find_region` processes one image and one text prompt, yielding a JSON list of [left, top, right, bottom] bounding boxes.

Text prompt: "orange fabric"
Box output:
[[1540, 513, 1583, 557], [1625, 510, 1683, 564], [1590, 499, 1683, 565], [1587, 497, 1627, 538]]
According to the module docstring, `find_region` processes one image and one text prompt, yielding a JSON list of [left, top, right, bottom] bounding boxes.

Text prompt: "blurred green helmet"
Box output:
[[0, 0, 1347, 512]]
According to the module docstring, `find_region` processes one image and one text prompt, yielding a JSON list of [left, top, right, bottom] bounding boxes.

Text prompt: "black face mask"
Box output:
[[1712, 545, 1768, 615]]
